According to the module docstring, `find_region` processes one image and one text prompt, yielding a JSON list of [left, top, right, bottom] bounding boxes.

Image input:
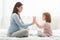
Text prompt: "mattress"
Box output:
[[0, 29, 60, 40]]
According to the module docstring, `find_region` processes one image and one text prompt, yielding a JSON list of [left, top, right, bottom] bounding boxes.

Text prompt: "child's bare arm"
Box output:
[[33, 16, 43, 28], [36, 22, 40, 27], [35, 22, 42, 28]]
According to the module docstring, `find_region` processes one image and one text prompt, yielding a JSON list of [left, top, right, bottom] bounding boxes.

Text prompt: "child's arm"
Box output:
[[35, 22, 42, 28], [33, 16, 43, 28]]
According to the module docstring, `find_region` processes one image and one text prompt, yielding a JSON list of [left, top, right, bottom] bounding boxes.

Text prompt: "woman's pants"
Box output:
[[7, 29, 28, 38]]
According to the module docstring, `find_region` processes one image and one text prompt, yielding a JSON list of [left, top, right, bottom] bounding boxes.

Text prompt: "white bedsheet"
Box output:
[[0, 36, 60, 40], [0, 29, 60, 40]]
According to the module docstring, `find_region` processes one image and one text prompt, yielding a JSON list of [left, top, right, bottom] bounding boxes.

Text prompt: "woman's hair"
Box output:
[[43, 12, 51, 23], [12, 2, 23, 14]]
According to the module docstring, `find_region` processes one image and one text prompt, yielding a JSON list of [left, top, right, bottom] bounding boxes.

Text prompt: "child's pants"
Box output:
[[37, 31, 47, 37]]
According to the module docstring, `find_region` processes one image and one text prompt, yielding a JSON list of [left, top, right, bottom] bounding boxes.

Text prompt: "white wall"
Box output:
[[1, 0, 60, 29], [0, 0, 3, 28], [3, 0, 60, 16]]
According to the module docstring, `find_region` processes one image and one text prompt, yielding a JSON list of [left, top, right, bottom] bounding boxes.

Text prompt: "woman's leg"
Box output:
[[7, 33, 13, 37], [11, 29, 28, 38]]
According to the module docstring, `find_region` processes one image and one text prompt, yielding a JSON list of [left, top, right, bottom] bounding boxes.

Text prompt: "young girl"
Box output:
[[35, 12, 52, 37]]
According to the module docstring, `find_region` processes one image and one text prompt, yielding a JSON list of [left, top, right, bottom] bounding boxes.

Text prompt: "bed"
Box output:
[[0, 29, 60, 40]]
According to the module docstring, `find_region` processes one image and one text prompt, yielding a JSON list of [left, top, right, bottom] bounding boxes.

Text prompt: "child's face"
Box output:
[[42, 15, 46, 21]]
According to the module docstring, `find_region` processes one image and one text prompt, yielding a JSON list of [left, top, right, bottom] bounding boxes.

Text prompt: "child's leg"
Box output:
[[37, 31, 47, 37]]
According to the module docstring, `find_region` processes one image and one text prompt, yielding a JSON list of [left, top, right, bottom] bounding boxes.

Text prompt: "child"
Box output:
[[34, 12, 52, 37]]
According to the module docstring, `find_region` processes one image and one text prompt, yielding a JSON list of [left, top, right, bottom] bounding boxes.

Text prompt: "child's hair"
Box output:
[[43, 12, 51, 23]]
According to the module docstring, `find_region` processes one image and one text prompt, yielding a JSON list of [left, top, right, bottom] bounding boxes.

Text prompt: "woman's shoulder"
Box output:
[[11, 13, 18, 17], [11, 13, 19, 19], [11, 13, 21, 19], [12, 13, 17, 16]]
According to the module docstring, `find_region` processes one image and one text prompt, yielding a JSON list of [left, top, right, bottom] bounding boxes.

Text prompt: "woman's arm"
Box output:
[[12, 14, 33, 29]]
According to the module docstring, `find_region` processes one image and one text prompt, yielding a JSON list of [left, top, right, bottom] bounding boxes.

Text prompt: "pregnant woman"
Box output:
[[7, 2, 35, 38]]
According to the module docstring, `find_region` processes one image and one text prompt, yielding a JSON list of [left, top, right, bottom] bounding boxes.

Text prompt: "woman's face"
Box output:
[[17, 6, 23, 13]]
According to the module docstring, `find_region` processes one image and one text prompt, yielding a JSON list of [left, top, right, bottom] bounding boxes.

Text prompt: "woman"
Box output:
[[7, 2, 35, 38]]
